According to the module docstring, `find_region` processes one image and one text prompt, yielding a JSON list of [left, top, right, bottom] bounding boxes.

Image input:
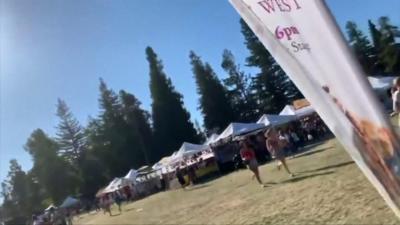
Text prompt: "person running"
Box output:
[[265, 128, 295, 177], [114, 191, 123, 213], [391, 77, 400, 133], [65, 211, 73, 225], [187, 165, 197, 185], [239, 139, 264, 187], [290, 129, 300, 152], [32, 215, 40, 225], [279, 130, 292, 156], [392, 78, 400, 113], [175, 166, 186, 189], [101, 195, 112, 216]]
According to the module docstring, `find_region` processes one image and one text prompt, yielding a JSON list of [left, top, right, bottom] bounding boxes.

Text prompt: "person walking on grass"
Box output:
[[114, 190, 123, 213], [239, 139, 265, 187], [265, 128, 295, 178], [175, 166, 187, 189], [103, 195, 113, 216]]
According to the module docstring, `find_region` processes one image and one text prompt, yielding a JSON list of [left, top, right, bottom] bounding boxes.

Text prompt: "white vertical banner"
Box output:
[[230, 0, 400, 217]]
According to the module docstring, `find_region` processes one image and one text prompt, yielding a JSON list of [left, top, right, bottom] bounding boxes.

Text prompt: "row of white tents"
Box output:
[[149, 103, 317, 172], [210, 104, 316, 144], [199, 76, 394, 148], [99, 76, 394, 196], [97, 109, 317, 197]]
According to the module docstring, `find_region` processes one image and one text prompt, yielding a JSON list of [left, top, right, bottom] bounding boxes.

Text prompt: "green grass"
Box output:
[[76, 139, 399, 224]]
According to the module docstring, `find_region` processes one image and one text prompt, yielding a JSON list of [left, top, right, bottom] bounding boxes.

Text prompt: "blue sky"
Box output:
[[1, 0, 399, 182]]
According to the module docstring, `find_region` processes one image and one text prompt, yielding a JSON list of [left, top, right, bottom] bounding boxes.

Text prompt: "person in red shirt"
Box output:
[[240, 140, 264, 187]]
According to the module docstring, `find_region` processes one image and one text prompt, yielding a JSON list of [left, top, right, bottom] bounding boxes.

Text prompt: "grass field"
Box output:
[[76, 139, 399, 224]]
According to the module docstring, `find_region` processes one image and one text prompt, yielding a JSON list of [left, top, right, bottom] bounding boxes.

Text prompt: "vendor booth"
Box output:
[[279, 104, 315, 118], [59, 196, 80, 209], [204, 134, 219, 145], [124, 169, 138, 183], [256, 114, 296, 127], [213, 122, 265, 144], [368, 76, 396, 111], [167, 142, 218, 188]]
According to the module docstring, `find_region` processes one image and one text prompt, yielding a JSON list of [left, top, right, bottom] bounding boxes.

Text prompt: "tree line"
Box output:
[[1, 17, 399, 224]]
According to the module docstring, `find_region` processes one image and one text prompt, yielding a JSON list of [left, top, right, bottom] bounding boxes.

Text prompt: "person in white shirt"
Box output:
[[392, 77, 400, 113], [391, 77, 400, 133]]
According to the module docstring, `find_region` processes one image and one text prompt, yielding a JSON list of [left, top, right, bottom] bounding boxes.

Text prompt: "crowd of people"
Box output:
[[97, 185, 136, 216], [32, 208, 74, 225]]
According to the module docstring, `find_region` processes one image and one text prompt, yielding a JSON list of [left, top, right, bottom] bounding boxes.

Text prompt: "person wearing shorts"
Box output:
[[240, 140, 264, 187], [265, 128, 295, 177]]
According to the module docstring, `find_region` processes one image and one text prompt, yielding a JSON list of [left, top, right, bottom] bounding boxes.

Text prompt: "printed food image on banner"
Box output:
[[230, 0, 400, 217], [323, 85, 400, 202]]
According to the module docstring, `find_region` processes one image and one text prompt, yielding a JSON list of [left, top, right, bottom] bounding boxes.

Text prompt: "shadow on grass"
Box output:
[[281, 171, 335, 183], [299, 140, 329, 151], [298, 161, 354, 174], [293, 146, 335, 159], [264, 181, 278, 185], [194, 173, 222, 185], [184, 184, 210, 191], [124, 207, 135, 212]]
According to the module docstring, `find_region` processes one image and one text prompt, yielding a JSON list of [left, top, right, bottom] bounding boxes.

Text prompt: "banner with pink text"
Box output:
[[230, 0, 400, 217]]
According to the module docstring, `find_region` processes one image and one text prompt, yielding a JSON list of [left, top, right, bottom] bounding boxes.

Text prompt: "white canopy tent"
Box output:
[[279, 105, 296, 116], [178, 142, 209, 158], [102, 177, 131, 194], [44, 204, 57, 212], [368, 76, 396, 91], [214, 122, 265, 143], [59, 196, 79, 208], [152, 156, 173, 173], [204, 134, 219, 145], [367, 76, 396, 111], [124, 169, 138, 183], [169, 142, 210, 165], [279, 105, 315, 118], [256, 114, 296, 127]]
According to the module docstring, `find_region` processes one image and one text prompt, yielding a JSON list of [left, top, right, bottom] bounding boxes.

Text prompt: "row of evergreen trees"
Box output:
[[346, 17, 400, 75], [1, 17, 399, 223]]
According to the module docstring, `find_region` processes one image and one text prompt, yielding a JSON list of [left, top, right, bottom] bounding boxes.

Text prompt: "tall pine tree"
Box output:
[[190, 51, 236, 133], [25, 129, 79, 204], [369, 20, 387, 74], [90, 79, 151, 177], [2, 160, 29, 222], [55, 99, 86, 165], [194, 120, 206, 143], [378, 17, 400, 74], [369, 20, 383, 52], [221, 49, 258, 122], [119, 90, 153, 164], [81, 117, 110, 198], [146, 47, 200, 158], [240, 19, 302, 113], [97, 79, 127, 177], [346, 21, 378, 75]]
